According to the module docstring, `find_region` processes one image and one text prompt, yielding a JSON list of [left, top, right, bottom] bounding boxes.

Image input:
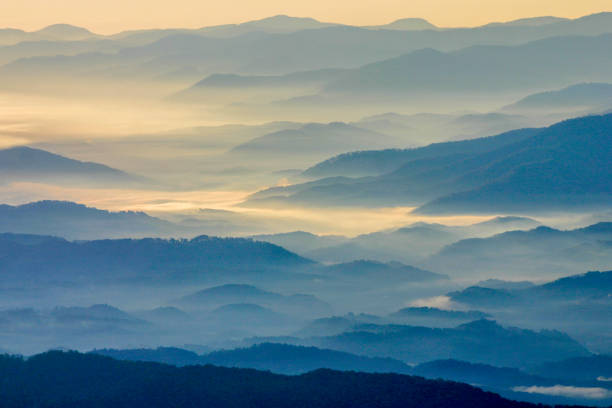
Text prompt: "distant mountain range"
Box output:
[[250, 230, 347, 253], [351, 111, 538, 145], [0, 200, 305, 239], [175, 284, 333, 318], [321, 260, 447, 283], [0, 146, 143, 187], [389, 307, 490, 326], [4, 13, 612, 47], [177, 284, 286, 307], [0, 24, 97, 46], [196, 15, 337, 37], [303, 217, 540, 264], [252, 216, 541, 264], [227, 122, 403, 166], [0, 303, 146, 331], [171, 31, 612, 114], [294, 314, 386, 337], [206, 303, 293, 330], [2, 201, 606, 286], [317, 34, 612, 97], [367, 18, 437, 31], [0, 37, 121, 66], [95, 343, 412, 375], [202, 342, 412, 374], [0, 297, 325, 354], [0, 201, 188, 239], [449, 270, 612, 308], [249, 319, 590, 367], [21, 110, 549, 195], [249, 114, 612, 213], [0, 304, 154, 353], [3, 13, 612, 91], [293, 306, 492, 338], [529, 355, 612, 383], [299, 128, 538, 179], [426, 224, 612, 278], [503, 82, 612, 112], [0, 232, 312, 288], [247, 126, 542, 206], [446, 270, 612, 353], [51, 304, 145, 325], [12, 111, 552, 195], [173, 69, 346, 102]]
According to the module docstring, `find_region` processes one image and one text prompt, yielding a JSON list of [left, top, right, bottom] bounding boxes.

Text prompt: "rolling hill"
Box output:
[[0, 24, 97, 46], [503, 82, 612, 112], [250, 231, 348, 253], [252, 217, 540, 264], [426, 224, 612, 278], [95, 343, 412, 375], [448, 270, 612, 308], [0, 201, 188, 239], [0, 146, 143, 186], [250, 319, 590, 367], [388, 307, 490, 326], [529, 355, 612, 382], [319, 34, 612, 96], [228, 122, 400, 166], [0, 233, 313, 288], [250, 114, 612, 213], [0, 304, 153, 354], [322, 260, 448, 283], [176, 284, 333, 317], [202, 343, 412, 374], [367, 18, 437, 31], [197, 15, 338, 37], [445, 270, 612, 354], [301, 127, 538, 179]]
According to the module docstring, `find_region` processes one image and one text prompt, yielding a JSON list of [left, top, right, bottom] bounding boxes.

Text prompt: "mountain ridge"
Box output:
[[0, 146, 144, 186], [249, 114, 612, 213], [0, 350, 555, 408]]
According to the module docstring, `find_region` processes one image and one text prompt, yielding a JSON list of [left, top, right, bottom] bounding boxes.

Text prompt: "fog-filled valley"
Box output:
[[1, 10, 612, 408]]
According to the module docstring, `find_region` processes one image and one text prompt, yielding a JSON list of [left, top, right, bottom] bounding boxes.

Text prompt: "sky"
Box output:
[[2, 0, 611, 34]]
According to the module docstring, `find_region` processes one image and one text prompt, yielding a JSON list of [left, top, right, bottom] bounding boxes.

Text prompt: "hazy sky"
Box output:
[[3, 0, 611, 34]]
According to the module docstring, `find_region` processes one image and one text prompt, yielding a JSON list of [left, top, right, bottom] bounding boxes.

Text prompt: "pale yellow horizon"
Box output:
[[2, 0, 611, 35]]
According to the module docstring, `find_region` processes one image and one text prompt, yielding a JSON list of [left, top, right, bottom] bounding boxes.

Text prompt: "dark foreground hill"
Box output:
[[0, 351, 573, 408], [90, 344, 612, 386], [91, 344, 612, 406]]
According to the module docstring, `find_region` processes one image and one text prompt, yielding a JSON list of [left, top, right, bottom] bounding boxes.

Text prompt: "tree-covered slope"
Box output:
[[0, 351, 561, 408]]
